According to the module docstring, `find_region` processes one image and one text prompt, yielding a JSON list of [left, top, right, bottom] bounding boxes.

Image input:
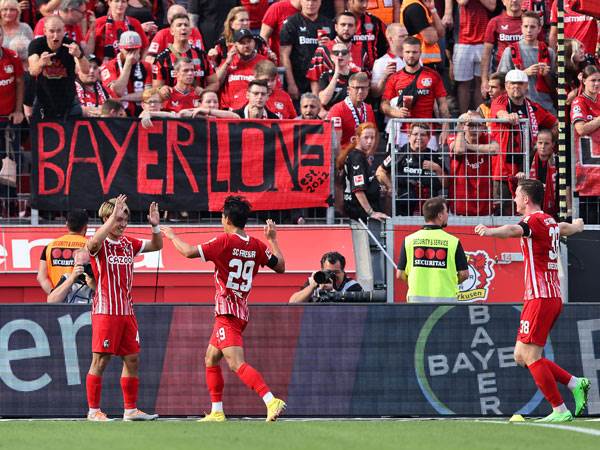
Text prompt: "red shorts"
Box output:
[[92, 314, 140, 356], [209, 315, 248, 350], [517, 297, 562, 346]]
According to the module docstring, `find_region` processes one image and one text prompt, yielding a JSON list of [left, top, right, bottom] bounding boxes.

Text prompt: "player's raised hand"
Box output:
[[474, 224, 489, 236], [573, 218, 584, 233], [160, 226, 176, 240], [111, 194, 128, 220], [264, 219, 277, 240], [147, 202, 160, 225]]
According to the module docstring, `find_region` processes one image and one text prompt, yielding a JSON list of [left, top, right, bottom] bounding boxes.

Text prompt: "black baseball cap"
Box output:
[[233, 29, 254, 43]]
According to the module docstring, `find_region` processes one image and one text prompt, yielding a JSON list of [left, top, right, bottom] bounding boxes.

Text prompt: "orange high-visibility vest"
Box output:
[[400, 0, 442, 64], [367, 0, 394, 24], [45, 234, 87, 288]]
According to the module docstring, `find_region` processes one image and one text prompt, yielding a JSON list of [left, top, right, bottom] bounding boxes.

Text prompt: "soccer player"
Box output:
[[85, 194, 163, 421], [161, 196, 287, 422], [475, 179, 590, 422]]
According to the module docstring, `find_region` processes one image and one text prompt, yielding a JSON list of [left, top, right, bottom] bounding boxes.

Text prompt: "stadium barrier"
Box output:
[[1, 304, 598, 417]]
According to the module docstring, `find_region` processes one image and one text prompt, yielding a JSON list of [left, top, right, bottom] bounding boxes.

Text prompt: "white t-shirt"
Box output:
[[371, 53, 406, 88]]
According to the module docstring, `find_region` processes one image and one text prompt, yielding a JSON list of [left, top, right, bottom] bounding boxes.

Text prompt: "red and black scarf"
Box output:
[[510, 41, 552, 94], [530, 151, 557, 217]]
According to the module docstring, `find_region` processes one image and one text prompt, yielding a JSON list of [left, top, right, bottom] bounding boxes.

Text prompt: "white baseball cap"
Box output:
[[505, 69, 528, 83]]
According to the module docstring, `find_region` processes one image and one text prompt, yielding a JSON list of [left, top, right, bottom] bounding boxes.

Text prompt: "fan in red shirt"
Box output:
[[33, 4, 86, 45], [571, 65, 600, 136], [240, 0, 271, 31], [260, 0, 301, 64], [218, 29, 269, 110], [146, 4, 205, 64], [528, 128, 557, 218], [85, 194, 163, 422], [161, 196, 287, 422], [447, 111, 498, 216], [475, 179, 588, 423], [163, 57, 201, 112], [152, 13, 216, 90], [254, 59, 297, 119], [327, 71, 376, 147], [550, 0, 599, 62], [100, 31, 152, 115], [347, 0, 387, 71], [0, 27, 24, 125], [88, 0, 149, 61], [75, 55, 108, 116]]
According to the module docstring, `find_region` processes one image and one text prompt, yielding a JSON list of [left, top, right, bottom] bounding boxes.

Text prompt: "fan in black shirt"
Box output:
[[232, 79, 279, 118]]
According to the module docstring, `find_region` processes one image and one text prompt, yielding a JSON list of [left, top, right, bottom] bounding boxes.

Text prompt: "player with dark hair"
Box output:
[[475, 179, 589, 422], [161, 196, 287, 422], [85, 194, 163, 421]]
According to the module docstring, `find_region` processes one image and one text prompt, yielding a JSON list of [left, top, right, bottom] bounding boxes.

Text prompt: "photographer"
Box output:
[[289, 251, 363, 303], [47, 249, 95, 304]]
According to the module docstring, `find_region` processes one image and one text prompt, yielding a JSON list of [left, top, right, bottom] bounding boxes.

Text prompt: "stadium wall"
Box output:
[[1, 304, 599, 418]]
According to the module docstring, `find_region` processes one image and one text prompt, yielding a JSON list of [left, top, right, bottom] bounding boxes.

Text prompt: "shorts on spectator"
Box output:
[[452, 44, 483, 82], [92, 314, 140, 356], [209, 314, 248, 350]]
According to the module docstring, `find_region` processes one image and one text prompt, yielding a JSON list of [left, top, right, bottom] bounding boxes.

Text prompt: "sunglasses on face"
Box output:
[[332, 49, 349, 56]]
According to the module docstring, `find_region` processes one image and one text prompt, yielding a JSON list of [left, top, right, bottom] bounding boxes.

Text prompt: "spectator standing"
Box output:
[[571, 65, 600, 138], [498, 10, 556, 115], [280, 0, 332, 100], [453, 0, 496, 114], [232, 79, 279, 118], [260, 0, 301, 64], [347, 0, 387, 71], [370, 23, 407, 98], [327, 71, 376, 147], [36, 209, 88, 295], [75, 54, 108, 116], [528, 128, 556, 217], [297, 92, 321, 119], [28, 16, 90, 119], [239, 0, 270, 33], [162, 57, 201, 113], [0, 25, 23, 124], [218, 28, 268, 110], [399, 0, 443, 69], [125, 0, 157, 26], [88, 0, 149, 62], [549, 0, 598, 64], [306, 11, 364, 89], [480, 0, 524, 98], [254, 59, 297, 119], [146, 4, 205, 63], [179, 89, 241, 118], [152, 13, 216, 89], [189, 0, 240, 50], [100, 30, 152, 115], [490, 68, 557, 215], [317, 42, 360, 109], [0, 0, 33, 49], [477, 71, 506, 119], [34, 0, 92, 53]]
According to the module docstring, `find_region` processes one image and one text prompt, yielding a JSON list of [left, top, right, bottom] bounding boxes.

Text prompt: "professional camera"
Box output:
[[315, 290, 387, 303], [313, 270, 336, 284], [77, 264, 94, 284]]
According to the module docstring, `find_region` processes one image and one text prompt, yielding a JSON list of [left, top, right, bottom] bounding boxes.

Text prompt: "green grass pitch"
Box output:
[[2, 418, 600, 450]]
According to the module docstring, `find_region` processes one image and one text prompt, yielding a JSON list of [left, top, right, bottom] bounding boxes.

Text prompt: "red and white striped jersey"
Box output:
[[90, 236, 145, 315], [198, 232, 274, 321], [520, 211, 562, 300]]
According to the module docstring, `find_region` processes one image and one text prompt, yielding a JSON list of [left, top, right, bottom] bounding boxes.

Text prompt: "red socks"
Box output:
[[543, 358, 572, 385], [86, 373, 102, 409], [528, 359, 563, 407], [206, 366, 224, 402], [236, 363, 270, 397], [120, 376, 139, 410]]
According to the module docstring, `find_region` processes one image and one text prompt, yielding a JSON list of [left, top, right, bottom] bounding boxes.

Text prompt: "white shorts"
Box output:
[[452, 43, 484, 82]]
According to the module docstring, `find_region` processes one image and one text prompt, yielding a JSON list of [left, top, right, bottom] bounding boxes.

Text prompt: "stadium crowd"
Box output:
[[0, 0, 598, 221]]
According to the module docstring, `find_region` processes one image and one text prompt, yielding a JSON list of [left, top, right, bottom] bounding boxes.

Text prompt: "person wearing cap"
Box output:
[[99, 30, 152, 116], [498, 11, 556, 115], [218, 28, 269, 110], [232, 79, 279, 119], [88, 0, 149, 62], [75, 53, 108, 116], [490, 68, 557, 215], [152, 13, 216, 91], [28, 15, 90, 119]]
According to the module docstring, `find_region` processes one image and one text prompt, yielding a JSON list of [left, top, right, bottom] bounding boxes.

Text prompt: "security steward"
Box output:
[[397, 197, 469, 302], [37, 209, 89, 294]]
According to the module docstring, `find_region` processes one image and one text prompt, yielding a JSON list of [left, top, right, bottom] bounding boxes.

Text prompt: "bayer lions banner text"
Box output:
[[1, 304, 599, 417], [32, 118, 332, 211]]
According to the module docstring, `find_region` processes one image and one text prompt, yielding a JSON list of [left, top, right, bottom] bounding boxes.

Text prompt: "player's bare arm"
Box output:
[[474, 224, 524, 238], [396, 270, 408, 282], [264, 219, 285, 273], [458, 269, 469, 284], [143, 202, 163, 252], [160, 226, 200, 258], [87, 194, 128, 254], [558, 218, 584, 237]]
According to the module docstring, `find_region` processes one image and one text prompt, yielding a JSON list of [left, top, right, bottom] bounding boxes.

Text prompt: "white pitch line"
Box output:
[[514, 422, 600, 437]]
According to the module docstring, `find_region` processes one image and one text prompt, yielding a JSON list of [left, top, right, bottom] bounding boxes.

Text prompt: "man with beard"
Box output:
[[219, 29, 269, 110], [297, 92, 321, 119], [233, 79, 279, 119], [306, 12, 364, 87], [100, 31, 152, 116], [381, 36, 449, 148], [152, 13, 216, 90], [163, 58, 201, 113], [75, 54, 108, 117], [396, 196, 469, 303], [28, 15, 89, 119]]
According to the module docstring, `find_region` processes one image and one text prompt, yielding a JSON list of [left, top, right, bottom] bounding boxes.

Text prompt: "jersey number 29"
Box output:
[[226, 259, 255, 292]]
